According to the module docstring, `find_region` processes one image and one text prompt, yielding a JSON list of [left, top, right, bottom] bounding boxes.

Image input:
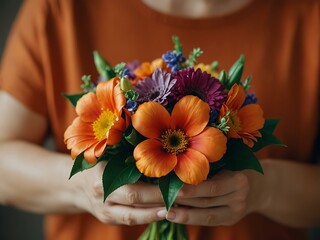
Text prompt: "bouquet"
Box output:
[[63, 36, 284, 239]]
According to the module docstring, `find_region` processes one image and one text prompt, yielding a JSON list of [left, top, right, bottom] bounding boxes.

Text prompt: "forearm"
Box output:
[[257, 159, 320, 228], [0, 140, 83, 214]]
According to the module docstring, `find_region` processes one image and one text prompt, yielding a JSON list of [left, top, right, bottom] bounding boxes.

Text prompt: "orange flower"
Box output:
[[219, 84, 264, 147], [133, 58, 171, 84], [132, 95, 227, 185], [64, 78, 130, 164]]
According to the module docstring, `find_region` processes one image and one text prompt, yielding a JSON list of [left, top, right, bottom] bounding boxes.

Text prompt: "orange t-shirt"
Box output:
[[0, 0, 319, 239]]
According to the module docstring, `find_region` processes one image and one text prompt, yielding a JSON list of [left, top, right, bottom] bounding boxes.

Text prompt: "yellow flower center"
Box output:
[[92, 110, 117, 141], [161, 129, 189, 155]]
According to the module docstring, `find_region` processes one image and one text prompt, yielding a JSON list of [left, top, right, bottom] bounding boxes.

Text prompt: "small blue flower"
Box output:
[[209, 109, 219, 124], [121, 68, 131, 78], [243, 92, 257, 106], [162, 51, 186, 72], [126, 100, 138, 112]]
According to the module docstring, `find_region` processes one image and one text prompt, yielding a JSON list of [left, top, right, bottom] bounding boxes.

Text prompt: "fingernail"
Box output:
[[166, 211, 176, 220], [157, 209, 167, 218]]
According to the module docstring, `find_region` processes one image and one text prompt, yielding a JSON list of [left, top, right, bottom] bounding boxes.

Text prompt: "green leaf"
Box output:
[[252, 119, 287, 152], [69, 153, 96, 179], [208, 159, 227, 177], [62, 92, 85, 107], [227, 55, 245, 89], [124, 128, 145, 146], [93, 51, 115, 80], [223, 139, 264, 174], [159, 172, 184, 211], [261, 119, 280, 133], [103, 156, 141, 201]]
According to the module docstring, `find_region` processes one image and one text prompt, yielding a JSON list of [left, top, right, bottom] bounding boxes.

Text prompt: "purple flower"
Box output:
[[170, 68, 227, 111], [135, 68, 176, 106], [162, 51, 186, 72]]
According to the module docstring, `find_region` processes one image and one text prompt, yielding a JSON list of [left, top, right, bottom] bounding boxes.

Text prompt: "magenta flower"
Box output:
[[170, 68, 227, 111]]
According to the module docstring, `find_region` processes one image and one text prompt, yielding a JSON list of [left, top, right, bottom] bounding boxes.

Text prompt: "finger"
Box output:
[[178, 171, 248, 198], [166, 206, 236, 226], [105, 205, 167, 225], [106, 181, 164, 206], [175, 192, 236, 208]]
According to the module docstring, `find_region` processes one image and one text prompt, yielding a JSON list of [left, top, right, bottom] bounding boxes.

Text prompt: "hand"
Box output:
[[71, 161, 166, 226], [166, 170, 265, 226]]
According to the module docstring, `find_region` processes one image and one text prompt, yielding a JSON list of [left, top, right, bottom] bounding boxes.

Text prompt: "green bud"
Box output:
[[219, 70, 228, 85], [125, 89, 139, 101], [120, 77, 134, 92], [211, 61, 219, 71]]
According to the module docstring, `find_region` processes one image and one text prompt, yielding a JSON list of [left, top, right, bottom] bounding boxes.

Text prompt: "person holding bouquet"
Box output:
[[0, 0, 319, 240]]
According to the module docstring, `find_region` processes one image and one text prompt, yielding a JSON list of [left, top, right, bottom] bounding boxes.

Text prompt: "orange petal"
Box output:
[[76, 92, 101, 122], [134, 62, 153, 79], [132, 102, 171, 139], [84, 143, 100, 164], [101, 114, 127, 145], [96, 79, 117, 111], [174, 148, 209, 185], [66, 134, 95, 150], [189, 127, 227, 162], [226, 84, 246, 110], [134, 139, 177, 178], [227, 127, 242, 139], [71, 138, 97, 159], [106, 127, 123, 145], [94, 140, 107, 158], [171, 95, 210, 137], [64, 118, 94, 141], [238, 104, 265, 133]]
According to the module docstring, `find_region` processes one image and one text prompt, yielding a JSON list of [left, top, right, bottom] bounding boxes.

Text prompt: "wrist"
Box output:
[[252, 159, 276, 215]]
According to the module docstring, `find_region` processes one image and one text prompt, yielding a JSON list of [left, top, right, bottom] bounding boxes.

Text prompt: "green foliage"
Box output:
[[223, 139, 264, 174], [208, 159, 227, 177], [81, 75, 95, 92], [114, 62, 126, 77], [93, 51, 116, 80], [97, 140, 133, 162], [124, 128, 145, 146], [241, 75, 252, 91], [62, 92, 86, 107], [210, 60, 219, 71], [226, 55, 245, 89], [218, 70, 228, 85], [102, 154, 141, 201], [125, 89, 139, 101], [139, 220, 187, 240], [69, 153, 97, 179], [172, 35, 183, 53], [252, 119, 287, 152], [120, 77, 134, 91], [212, 111, 230, 134], [159, 171, 184, 211], [186, 48, 203, 67]]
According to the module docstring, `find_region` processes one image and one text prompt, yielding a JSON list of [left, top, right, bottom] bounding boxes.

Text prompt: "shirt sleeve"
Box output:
[[0, 0, 49, 117]]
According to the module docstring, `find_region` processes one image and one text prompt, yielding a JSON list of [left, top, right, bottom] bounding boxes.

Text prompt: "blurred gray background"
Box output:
[[0, 1, 319, 240]]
